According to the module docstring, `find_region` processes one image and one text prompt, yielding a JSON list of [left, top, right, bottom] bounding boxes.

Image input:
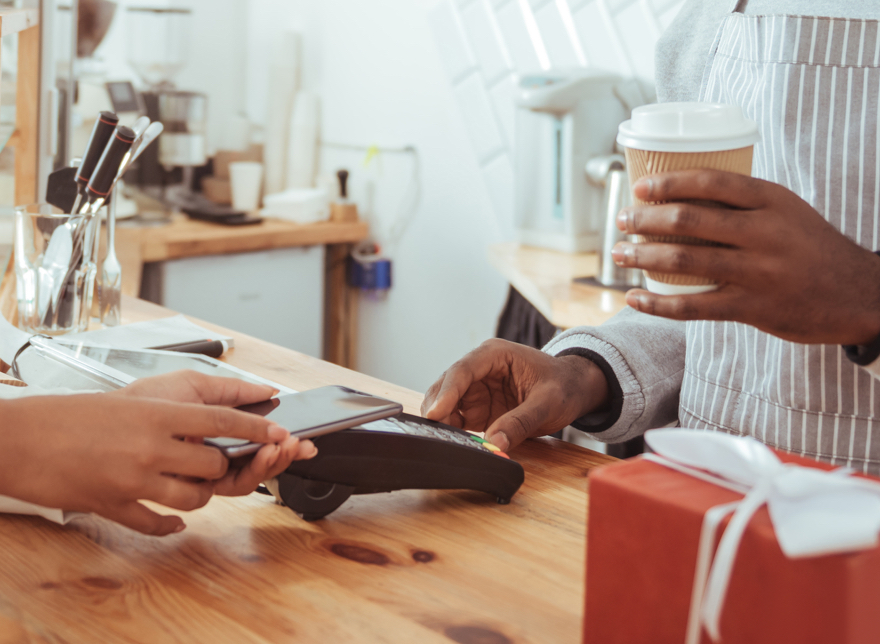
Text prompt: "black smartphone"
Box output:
[[204, 385, 403, 458]]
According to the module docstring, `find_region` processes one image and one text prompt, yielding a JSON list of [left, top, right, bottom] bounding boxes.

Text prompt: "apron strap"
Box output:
[[700, 1, 745, 98]]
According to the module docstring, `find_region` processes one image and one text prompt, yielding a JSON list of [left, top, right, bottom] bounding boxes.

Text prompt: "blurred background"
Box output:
[[0, 0, 684, 396]]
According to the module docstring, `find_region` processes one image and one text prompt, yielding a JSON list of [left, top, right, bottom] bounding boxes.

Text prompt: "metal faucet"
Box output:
[[585, 155, 643, 289]]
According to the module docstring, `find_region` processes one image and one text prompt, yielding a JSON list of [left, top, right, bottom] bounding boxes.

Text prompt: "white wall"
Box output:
[[237, 0, 685, 393], [244, 0, 509, 393], [426, 0, 685, 233]]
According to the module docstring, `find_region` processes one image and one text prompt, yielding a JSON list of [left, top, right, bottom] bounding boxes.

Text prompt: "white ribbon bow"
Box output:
[[643, 428, 880, 644]]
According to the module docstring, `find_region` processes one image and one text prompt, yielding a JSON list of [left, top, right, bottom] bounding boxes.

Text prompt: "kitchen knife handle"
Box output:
[[86, 125, 135, 201], [337, 169, 350, 199], [75, 111, 119, 188]]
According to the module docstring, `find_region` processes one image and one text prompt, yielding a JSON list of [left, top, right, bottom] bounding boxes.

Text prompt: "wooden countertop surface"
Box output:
[[0, 296, 615, 643], [119, 215, 369, 263], [488, 243, 629, 330], [113, 215, 369, 296]]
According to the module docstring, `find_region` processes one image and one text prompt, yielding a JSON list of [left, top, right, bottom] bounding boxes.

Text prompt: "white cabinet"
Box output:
[[144, 246, 325, 358]]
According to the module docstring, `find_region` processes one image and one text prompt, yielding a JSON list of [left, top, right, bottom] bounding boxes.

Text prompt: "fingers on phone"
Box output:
[[165, 440, 230, 480], [243, 440, 290, 486], [295, 439, 317, 460], [212, 443, 278, 496], [150, 476, 215, 512], [250, 437, 312, 477], [189, 372, 278, 407], [213, 437, 317, 497], [171, 404, 278, 442], [266, 437, 315, 477]]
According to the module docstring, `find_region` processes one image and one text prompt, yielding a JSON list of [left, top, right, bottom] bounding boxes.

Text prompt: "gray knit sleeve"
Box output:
[[543, 307, 686, 443]]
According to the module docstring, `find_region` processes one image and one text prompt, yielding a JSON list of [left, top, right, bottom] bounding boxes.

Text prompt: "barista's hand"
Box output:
[[116, 371, 317, 499], [613, 170, 880, 345], [421, 339, 608, 451]]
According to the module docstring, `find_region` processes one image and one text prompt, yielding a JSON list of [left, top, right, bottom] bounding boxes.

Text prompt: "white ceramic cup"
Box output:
[[230, 161, 265, 212]]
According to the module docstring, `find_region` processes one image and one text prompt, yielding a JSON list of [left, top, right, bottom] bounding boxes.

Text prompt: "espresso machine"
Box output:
[[125, 6, 207, 195], [514, 69, 629, 254]]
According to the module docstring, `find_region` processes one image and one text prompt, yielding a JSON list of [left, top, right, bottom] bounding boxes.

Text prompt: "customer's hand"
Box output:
[[422, 339, 608, 451], [612, 170, 880, 345], [116, 371, 317, 499], [117, 369, 278, 406], [0, 372, 315, 536]]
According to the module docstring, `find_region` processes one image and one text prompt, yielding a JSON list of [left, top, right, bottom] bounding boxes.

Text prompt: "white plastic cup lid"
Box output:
[[617, 102, 761, 153]]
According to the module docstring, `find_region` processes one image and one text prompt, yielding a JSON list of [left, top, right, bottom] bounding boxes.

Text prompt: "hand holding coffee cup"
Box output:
[[616, 103, 761, 295]]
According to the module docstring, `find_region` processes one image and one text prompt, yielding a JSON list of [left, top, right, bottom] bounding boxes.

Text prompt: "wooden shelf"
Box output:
[[130, 216, 369, 263], [112, 214, 369, 292], [0, 8, 38, 37]]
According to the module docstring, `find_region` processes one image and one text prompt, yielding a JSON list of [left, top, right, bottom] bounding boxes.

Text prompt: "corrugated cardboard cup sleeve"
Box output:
[[622, 146, 754, 288]]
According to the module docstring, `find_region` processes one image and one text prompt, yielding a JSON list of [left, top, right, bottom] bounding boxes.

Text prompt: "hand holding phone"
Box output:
[[204, 386, 403, 458]]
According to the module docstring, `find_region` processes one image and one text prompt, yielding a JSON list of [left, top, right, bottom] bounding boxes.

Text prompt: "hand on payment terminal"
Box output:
[[206, 385, 525, 520]]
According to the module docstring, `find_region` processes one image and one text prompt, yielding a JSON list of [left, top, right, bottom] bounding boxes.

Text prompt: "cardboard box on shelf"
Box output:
[[202, 176, 232, 205], [212, 144, 263, 181]]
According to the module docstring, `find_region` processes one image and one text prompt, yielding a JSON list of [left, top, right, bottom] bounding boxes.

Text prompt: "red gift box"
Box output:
[[584, 449, 880, 644]]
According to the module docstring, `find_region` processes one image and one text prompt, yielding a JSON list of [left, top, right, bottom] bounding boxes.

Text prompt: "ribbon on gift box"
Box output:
[[642, 429, 880, 644]]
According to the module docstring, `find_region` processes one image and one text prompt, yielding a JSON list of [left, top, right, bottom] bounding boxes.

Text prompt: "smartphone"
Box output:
[[205, 385, 403, 458]]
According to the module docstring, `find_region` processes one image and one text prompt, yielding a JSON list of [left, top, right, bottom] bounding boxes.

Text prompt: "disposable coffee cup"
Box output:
[[230, 161, 265, 212], [616, 102, 760, 295]]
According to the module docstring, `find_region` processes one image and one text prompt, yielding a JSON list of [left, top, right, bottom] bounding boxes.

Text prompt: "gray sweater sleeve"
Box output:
[[542, 307, 686, 443]]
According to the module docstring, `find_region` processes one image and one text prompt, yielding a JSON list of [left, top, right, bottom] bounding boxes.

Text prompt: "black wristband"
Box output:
[[843, 250, 880, 366], [844, 336, 880, 367], [554, 348, 624, 434]]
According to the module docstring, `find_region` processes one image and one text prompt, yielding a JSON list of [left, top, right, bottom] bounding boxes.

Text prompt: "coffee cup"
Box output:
[[230, 161, 265, 212], [616, 102, 760, 295]]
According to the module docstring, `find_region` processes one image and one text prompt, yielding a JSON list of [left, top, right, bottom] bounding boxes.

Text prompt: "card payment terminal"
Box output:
[[268, 413, 525, 521]]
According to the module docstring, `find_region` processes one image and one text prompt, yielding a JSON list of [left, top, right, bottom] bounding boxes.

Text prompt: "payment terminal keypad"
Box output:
[[364, 417, 507, 455]]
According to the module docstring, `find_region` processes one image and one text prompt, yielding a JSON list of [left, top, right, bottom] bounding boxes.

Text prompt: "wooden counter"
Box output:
[[118, 215, 367, 264], [0, 295, 616, 643], [488, 242, 629, 330], [114, 215, 368, 296]]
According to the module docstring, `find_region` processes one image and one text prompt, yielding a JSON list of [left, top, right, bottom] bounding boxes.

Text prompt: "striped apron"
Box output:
[[678, 3, 880, 474]]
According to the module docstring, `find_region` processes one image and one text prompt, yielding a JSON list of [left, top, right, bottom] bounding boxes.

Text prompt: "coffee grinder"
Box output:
[[125, 5, 207, 201]]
